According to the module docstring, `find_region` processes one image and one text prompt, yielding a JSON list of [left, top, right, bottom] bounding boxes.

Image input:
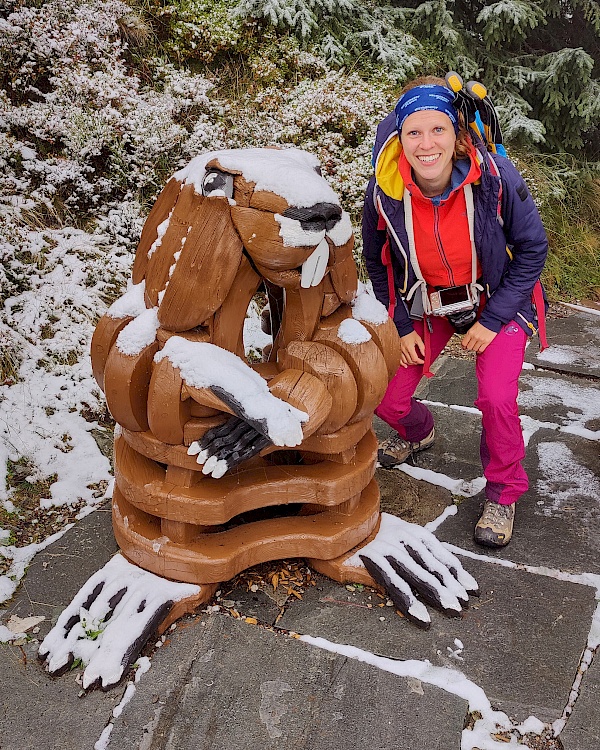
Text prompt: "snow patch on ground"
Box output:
[[536, 442, 600, 517], [518, 375, 600, 433], [0, 525, 74, 604]]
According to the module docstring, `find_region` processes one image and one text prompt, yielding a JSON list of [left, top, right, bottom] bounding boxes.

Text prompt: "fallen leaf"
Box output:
[[244, 617, 258, 625], [7, 615, 45, 634]]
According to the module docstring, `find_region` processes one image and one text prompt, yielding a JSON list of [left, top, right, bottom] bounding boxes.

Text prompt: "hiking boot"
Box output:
[[377, 428, 435, 469], [474, 501, 515, 548]]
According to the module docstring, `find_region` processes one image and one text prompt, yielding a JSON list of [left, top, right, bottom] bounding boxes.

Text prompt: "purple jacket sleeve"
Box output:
[[361, 178, 414, 337], [478, 157, 548, 332]]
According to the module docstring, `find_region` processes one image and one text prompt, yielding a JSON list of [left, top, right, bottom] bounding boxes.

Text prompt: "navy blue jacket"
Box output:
[[362, 113, 548, 338]]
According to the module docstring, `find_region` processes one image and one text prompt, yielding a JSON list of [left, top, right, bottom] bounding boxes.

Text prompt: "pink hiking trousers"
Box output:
[[375, 316, 529, 506]]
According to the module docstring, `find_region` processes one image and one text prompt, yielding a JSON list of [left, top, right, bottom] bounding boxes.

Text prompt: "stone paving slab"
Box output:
[[525, 310, 600, 379], [108, 613, 467, 750], [438, 428, 600, 575], [518, 367, 600, 434], [276, 562, 596, 724], [0, 638, 120, 750], [0, 503, 117, 639], [560, 646, 600, 750]]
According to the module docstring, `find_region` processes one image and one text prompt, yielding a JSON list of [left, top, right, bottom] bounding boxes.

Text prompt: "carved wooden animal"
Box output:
[[91, 148, 401, 601]]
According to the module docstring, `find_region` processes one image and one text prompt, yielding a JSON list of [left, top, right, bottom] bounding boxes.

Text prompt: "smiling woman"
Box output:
[[399, 110, 456, 197], [362, 73, 550, 550]]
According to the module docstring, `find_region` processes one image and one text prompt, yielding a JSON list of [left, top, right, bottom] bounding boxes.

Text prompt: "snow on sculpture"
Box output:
[[40, 148, 478, 689]]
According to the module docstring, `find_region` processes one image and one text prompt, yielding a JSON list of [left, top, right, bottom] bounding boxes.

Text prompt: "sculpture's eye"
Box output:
[[202, 169, 234, 198]]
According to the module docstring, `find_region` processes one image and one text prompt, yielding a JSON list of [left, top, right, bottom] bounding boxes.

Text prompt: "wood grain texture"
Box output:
[[249, 189, 289, 214], [90, 314, 132, 392], [114, 430, 376, 524], [121, 427, 218, 470], [314, 325, 388, 424], [329, 235, 358, 303], [210, 254, 261, 357], [230, 206, 315, 270], [156, 327, 210, 347], [155, 584, 219, 634], [299, 416, 371, 455], [103, 341, 158, 432], [307, 518, 382, 587], [266, 368, 332, 440], [271, 284, 323, 359], [147, 358, 191, 445], [157, 196, 243, 331], [233, 174, 255, 207], [358, 316, 402, 380], [113, 479, 379, 583], [277, 340, 357, 435], [143, 183, 202, 308], [132, 177, 182, 284]]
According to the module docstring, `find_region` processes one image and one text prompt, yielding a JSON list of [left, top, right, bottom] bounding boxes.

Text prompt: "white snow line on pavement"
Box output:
[[445, 543, 600, 738], [561, 303, 600, 317], [0, 523, 74, 604], [394, 464, 486, 498], [425, 504, 458, 531], [444, 543, 600, 593], [300, 634, 527, 749], [421, 399, 481, 415], [94, 722, 113, 750], [552, 600, 600, 736]]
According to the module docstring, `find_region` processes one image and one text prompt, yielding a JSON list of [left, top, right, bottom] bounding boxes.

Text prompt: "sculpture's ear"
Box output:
[[155, 190, 244, 331], [131, 173, 244, 331], [132, 177, 183, 285]]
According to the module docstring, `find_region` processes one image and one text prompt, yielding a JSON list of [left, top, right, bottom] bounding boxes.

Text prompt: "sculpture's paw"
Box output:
[[188, 416, 272, 478], [349, 513, 479, 630], [38, 554, 201, 690]]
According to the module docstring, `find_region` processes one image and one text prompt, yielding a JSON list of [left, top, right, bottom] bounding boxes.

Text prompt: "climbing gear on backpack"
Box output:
[[474, 500, 515, 547], [445, 71, 507, 157]]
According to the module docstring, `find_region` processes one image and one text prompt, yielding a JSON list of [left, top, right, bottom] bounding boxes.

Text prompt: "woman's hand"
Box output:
[[461, 321, 497, 353], [399, 330, 426, 367]]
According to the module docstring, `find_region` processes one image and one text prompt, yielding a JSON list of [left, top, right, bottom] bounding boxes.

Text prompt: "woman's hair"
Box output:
[[398, 76, 472, 160]]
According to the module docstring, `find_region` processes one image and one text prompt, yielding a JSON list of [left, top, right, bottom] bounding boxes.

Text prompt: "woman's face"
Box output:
[[400, 110, 456, 196]]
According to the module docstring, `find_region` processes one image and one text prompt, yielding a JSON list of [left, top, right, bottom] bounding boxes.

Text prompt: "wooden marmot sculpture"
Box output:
[[91, 148, 477, 629]]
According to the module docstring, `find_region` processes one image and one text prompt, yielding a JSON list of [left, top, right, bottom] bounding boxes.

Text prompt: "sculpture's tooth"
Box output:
[[300, 238, 330, 288]]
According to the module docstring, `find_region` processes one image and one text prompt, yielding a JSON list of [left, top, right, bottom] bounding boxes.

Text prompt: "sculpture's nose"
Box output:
[[282, 202, 342, 232]]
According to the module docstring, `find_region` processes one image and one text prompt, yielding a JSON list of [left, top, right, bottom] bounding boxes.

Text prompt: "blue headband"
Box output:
[[395, 85, 459, 135]]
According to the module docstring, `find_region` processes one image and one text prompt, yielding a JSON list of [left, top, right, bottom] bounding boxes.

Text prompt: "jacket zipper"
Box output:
[[433, 204, 455, 287]]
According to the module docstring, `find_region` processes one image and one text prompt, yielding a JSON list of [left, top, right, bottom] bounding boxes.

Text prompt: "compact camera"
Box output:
[[428, 285, 479, 317]]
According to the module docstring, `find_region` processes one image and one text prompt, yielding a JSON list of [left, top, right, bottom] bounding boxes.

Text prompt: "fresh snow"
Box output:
[[300, 634, 522, 750], [274, 214, 325, 247], [174, 148, 339, 208], [344, 512, 477, 623], [106, 281, 147, 319], [351, 283, 389, 325], [337, 318, 371, 345], [0, 525, 74, 604], [157, 338, 307, 447], [115, 307, 160, 356], [39, 553, 200, 689]]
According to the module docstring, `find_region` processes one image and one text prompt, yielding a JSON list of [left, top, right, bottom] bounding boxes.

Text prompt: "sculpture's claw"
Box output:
[[348, 513, 478, 628], [38, 554, 200, 690]]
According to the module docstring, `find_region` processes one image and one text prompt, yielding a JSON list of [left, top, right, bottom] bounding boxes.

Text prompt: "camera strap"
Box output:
[[403, 184, 482, 316]]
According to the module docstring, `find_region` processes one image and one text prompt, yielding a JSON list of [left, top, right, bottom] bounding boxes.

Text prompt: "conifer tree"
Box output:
[[235, 0, 600, 157]]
